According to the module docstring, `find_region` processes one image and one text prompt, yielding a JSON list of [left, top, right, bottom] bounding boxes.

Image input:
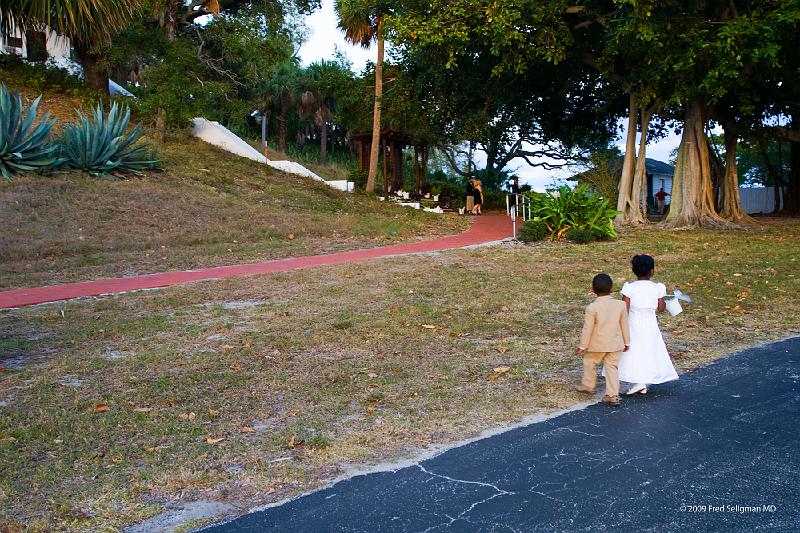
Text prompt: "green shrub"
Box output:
[[518, 219, 549, 242], [0, 82, 60, 179], [428, 180, 465, 209], [528, 184, 620, 240], [565, 228, 598, 244], [348, 168, 367, 191], [61, 102, 159, 177], [0, 54, 101, 101], [481, 188, 507, 210]]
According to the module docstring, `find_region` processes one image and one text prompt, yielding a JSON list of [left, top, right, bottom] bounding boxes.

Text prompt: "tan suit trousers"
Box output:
[[581, 350, 621, 398]]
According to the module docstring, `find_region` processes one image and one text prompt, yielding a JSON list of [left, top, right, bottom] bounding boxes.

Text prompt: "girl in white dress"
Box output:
[[617, 255, 679, 395]]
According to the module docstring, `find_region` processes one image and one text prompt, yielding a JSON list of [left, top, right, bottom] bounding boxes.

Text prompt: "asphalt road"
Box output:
[[204, 337, 800, 532]]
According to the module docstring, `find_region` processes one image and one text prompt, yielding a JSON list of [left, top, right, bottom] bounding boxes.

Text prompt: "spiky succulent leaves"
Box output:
[[61, 101, 159, 177], [0, 83, 60, 179]]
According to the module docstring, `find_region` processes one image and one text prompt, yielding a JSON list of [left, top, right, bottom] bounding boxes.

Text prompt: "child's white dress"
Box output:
[[617, 280, 679, 384]]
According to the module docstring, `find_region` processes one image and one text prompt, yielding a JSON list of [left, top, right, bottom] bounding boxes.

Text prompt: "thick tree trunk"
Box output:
[[788, 112, 800, 215], [319, 122, 328, 165], [75, 44, 108, 93], [616, 93, 639, 222], [630, 104, 655, 223], [366, 28, 384, 193], [664, 101, 732, 228], [718, 126, 753, 223]]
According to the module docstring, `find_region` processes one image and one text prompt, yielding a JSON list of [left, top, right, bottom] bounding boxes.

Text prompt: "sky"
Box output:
[[297, 1, 682, 192], [298, 0, 373, 73]]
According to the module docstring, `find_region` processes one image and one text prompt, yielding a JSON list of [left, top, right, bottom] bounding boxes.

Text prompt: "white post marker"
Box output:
[[511, 204, 517, 239]]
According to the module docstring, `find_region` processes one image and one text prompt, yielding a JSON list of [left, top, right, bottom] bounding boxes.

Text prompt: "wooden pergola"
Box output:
[[350, 129, 430, 197]]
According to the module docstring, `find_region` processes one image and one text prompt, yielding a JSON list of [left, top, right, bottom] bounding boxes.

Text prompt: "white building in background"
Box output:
[[0, 26, 73, 69]]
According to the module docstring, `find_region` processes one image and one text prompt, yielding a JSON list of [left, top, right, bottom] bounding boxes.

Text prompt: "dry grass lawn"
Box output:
[[0, 135, 466, 290], [1, 218, 799, 531]]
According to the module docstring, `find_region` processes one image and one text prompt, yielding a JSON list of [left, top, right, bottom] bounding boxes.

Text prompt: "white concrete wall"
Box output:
[[652, 173, 673, 204], [0, 27, 72, 69], [190, 118, 354, 192]]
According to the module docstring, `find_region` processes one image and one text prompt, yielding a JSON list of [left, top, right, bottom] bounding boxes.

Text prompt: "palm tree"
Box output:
[[335, 0, 390, 193], [305, 60, 349, 165], [0, 0, 141, 91], [267, 61, 302, 154]]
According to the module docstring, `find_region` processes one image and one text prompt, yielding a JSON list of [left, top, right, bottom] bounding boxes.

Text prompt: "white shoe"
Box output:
[[626, 383, 647, 395]]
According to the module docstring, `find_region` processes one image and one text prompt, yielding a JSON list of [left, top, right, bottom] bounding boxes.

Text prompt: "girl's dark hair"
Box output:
[[632, 255, 655, 277]]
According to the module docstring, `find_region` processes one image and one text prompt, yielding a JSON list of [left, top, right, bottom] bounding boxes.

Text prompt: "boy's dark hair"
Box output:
[[632, 254, 655, 277], [592, 273, 613, 295]]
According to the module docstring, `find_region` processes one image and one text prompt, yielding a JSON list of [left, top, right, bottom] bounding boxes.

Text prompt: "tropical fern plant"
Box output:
[[0, 82, 60, 179], [61, 102, 159, 177], [527, 184, 621, 240]]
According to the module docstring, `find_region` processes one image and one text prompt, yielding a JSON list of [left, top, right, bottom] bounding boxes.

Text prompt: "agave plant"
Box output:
[[61, 102, 159, 177], [0, 82, 60, 179]]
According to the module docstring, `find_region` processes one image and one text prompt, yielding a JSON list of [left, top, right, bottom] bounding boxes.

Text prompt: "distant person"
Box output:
[[472, 180, 484, 215], [575, 273, 630, 407], [465, 179, 475, 215], [509, 177, 520, 214], [655, 187, 670, 214], [616, 255, 679, 396]]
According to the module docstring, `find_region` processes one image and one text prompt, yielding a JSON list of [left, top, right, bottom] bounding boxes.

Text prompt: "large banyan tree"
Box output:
[[392, 0, 800, 228]]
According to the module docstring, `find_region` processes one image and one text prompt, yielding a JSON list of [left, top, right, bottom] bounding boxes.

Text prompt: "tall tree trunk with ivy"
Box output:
[[366, 23, 383, 194]]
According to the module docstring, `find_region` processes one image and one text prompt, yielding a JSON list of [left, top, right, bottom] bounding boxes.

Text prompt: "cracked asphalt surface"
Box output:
[[202, 337, 800, 532]]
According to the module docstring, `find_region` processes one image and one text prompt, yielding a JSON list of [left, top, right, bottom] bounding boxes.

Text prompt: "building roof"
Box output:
[[645, 158, 674, 175]]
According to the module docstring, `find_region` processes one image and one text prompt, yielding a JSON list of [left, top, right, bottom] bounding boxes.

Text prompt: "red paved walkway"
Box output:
[[0, 215, 514, 309]]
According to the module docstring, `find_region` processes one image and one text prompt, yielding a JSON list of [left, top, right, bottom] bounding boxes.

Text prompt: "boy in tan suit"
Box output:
[[575, 273, 630, 407]]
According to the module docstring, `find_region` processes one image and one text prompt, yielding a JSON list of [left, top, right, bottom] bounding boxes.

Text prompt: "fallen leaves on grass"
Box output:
[[496, 345, 509, 354], [421, 324, 437, 330], [179, 412, 196, 421], [287, 436, 304, 449], [240, 427, 256, 434], [132, 407, 152, 413], [93, 404, 109, 413], [205, 437, 225, 445], [487, 366, 511, 381]]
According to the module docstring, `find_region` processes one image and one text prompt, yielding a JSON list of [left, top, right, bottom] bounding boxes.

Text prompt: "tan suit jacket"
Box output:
[[579, 295, 630, 352]]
